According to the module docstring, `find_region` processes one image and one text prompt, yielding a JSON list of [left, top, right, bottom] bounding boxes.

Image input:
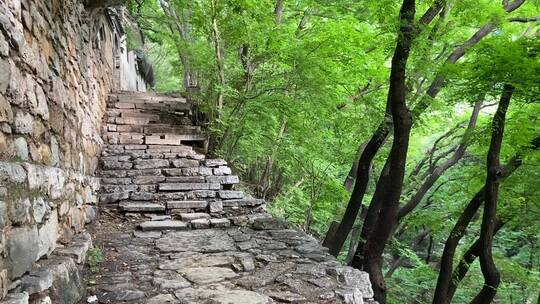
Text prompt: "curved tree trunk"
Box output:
[[469, 84, 514, 304], [326, 0, 446, 257], [351, 1, 417, 302], [446, 218, 505, 301], [432, 85, 516, 304]]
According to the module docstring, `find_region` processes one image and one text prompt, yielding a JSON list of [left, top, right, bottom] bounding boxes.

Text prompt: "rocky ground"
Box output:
[[83, 211, 375, 304]]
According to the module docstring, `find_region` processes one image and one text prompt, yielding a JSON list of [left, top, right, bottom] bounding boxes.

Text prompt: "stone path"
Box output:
[[85, 92, 375, 304]]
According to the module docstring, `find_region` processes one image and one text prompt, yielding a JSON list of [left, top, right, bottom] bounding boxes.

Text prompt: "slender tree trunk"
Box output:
[[327, 118, 391, 256], [446, 218, 506, 301], [469, 84, 514, 304], [346, 226, 362, 264], [432, 152, 530, 303], [210, 0, 225, 115], [328, 0, 496, 257], [343, 141, 370, 192], [432, 86, 518, 304], [274, 0, 284, 25], [350, 2, 417, 303]]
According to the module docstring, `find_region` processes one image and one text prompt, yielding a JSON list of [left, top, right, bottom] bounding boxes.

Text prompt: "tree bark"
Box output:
[[351, 1, 417, 303], [432, 86, 517, 304], [210, 0, 225, 115], [469, 84, 514, 304], [325, 0, 445, 257], [446, 218, 505, 302], [274, 0, 284, 25]]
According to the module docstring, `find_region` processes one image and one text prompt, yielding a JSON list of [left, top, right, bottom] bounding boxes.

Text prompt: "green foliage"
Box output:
[[131, 0, 540, 302], [87, 247, 104, 273]]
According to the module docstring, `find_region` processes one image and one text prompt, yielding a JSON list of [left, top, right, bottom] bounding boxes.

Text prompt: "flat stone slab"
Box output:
[[179, 213, 210, 221], [120, 202, 166, 212], [139, 220, 188, 231], [167, 200, 208, 209], [159, 183, 220, 191], [181, 267, 238, 284]]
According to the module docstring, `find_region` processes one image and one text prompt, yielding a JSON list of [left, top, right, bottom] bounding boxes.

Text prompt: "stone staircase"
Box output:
[[84, 91, 377, 304], [99, 91, 265, 230]]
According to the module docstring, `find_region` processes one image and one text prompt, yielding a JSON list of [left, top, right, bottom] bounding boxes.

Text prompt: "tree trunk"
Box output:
[[343, 141, 370, 192], [469, 84, 514, 304], [210, 0, 225, 115], [350, 2, 416, 303], [326, 119, 391, 256], [274, 0, 284, 25], [432, 86, 518, 304], [446, 218, 505, 302], [328, 0, 487, 257]]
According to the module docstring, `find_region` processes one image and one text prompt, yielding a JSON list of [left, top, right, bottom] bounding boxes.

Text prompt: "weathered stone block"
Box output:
[[218, 191, 244, 199], [214, 166, 232, 176], [133, 175, 165, 185], [1, 292, 29, 304], [126, 169, 161, 177], [37, 212, 58, 258], [206, 175, 239, 185], [162, 168, 183, 176], [101, 177, 132, 185], [7, 226, 39, 279], [180, 213, 210, 221], [166, 176, 205, 183], [9, 198, 31, 225], [100, 192, 130, 203], [134, 159, 169, 169], [120, 202, 165, 212], [159, 183, 220, 191], [101, 184, 137, 193], [130, 192, 155, 201], [210, 218, 231, 228], [0, 94, 13, 123], [102, 160, 133, 170], [204, 159, 227, 167], [139, 220, 188, 231], [190, 190, 217, 199], [14, 137, 29, 160], [190, 218, 210, 229], [171, 159, 199, 168], [208, 200, 223, 213], [182, 167, 213, 176], [0, 162, 26, 183], [167, 201, 208, 209], [14, 111, 33, 134]]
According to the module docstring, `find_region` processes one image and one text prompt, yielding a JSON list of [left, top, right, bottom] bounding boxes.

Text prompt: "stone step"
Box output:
[[119, 202, 166, 212], [159, 183, 221, 191], [145, 125, 200, 134], [179, 213, 211, 221], [221, 198, 265, 207], [139, 220, 188, 231], [167, 200, 208, 210], [109, 93, 187, 104], [105, 124, 200, 134], [121, 112, 161, 121], [145, 134, 207, 146]]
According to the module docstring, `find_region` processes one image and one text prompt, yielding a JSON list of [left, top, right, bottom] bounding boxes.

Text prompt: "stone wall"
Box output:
[[0, 0, 140, 300]]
